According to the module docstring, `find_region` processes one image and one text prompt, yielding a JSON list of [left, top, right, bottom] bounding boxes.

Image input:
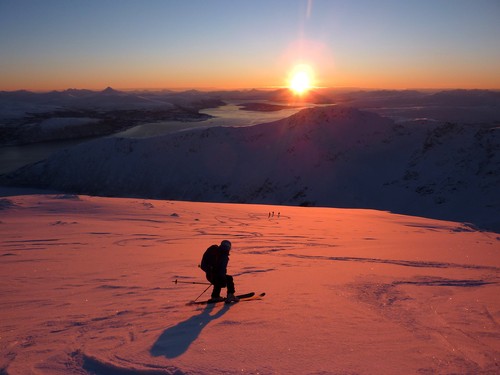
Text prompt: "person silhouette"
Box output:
[[201, 240, 238, 303]]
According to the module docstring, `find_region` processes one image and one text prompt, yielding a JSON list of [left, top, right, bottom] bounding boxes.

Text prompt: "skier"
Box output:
[[200, 240, 239, 303]]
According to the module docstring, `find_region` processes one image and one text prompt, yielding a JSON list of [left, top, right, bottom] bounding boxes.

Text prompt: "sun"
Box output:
[[290, 71, 311, 94], [288, 64, 314, 95]]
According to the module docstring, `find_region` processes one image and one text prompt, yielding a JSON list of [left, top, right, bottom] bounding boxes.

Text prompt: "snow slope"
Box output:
[[2, 105, 498, 231], [0, 193, 498, 374]]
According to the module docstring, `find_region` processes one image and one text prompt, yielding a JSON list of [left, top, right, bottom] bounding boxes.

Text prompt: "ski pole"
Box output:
[[173, 279, 211, 285], [192, 283, 213, 303]]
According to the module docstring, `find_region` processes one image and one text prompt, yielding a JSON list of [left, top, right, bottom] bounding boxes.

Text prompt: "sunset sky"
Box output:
[[1, 0, 499, 91]]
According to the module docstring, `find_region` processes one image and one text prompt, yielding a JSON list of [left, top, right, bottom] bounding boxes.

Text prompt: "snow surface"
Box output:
[[0, 193, 499, 374]]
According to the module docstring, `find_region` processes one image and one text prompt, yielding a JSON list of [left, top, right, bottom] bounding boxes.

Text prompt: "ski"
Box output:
[[225, 292, 266, 304], [187, 292, 265, 306], [238, 292, 266, 302], [187, 292, 254, 305]]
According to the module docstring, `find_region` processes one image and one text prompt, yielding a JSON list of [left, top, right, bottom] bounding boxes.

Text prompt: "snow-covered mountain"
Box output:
[[1, 105, 498, 231], [0, 87, 169, 112], [327, 89, 500, 124], [0, 88, 224, 145]]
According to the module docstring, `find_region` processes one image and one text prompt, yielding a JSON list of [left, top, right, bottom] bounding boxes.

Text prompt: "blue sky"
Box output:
[[1, 0, 499, 90]]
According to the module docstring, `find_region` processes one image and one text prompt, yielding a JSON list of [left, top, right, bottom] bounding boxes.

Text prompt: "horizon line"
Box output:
[[2, 86, 500, 94]]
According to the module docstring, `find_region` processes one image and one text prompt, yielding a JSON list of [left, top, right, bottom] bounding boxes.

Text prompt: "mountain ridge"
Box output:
[[1, 105, 498, 231]]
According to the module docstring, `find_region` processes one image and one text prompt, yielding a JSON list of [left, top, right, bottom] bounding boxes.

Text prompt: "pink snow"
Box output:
[[0, 193, 499, 374]]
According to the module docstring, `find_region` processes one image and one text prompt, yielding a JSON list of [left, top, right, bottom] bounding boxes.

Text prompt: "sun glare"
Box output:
[[288, 65, 314, 95]]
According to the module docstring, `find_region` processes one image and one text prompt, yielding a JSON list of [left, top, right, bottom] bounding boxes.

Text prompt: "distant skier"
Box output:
[[200, 240, 239, 303]]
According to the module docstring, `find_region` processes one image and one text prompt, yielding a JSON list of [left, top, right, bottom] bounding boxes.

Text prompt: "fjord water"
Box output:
[[0, 102, 308, 174], [0, 138, 97, 174], [114, 101, 309, 138]]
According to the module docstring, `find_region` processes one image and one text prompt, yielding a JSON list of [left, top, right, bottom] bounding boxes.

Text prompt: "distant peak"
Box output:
[[102, 86, 118, 94]]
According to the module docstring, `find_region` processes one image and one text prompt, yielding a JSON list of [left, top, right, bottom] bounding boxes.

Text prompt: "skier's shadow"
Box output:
[[150, 303, 231, 358]]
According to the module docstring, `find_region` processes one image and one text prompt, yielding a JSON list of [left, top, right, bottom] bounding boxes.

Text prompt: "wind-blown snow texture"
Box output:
[[0, 194, 498, 374], [2, 105, 498, 231]]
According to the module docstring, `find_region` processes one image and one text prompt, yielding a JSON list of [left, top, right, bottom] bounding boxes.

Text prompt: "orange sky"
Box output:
[[1, 1, 499, 91]]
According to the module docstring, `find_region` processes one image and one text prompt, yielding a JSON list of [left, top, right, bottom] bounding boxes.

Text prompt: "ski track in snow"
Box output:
[[0, 194, 499, 374]]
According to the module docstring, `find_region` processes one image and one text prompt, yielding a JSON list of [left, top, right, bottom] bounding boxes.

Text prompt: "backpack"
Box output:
[[200, 245, 219, 272]]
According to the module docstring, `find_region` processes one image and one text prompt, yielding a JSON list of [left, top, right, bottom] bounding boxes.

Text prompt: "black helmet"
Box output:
[[220, 240, 231, 251]]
